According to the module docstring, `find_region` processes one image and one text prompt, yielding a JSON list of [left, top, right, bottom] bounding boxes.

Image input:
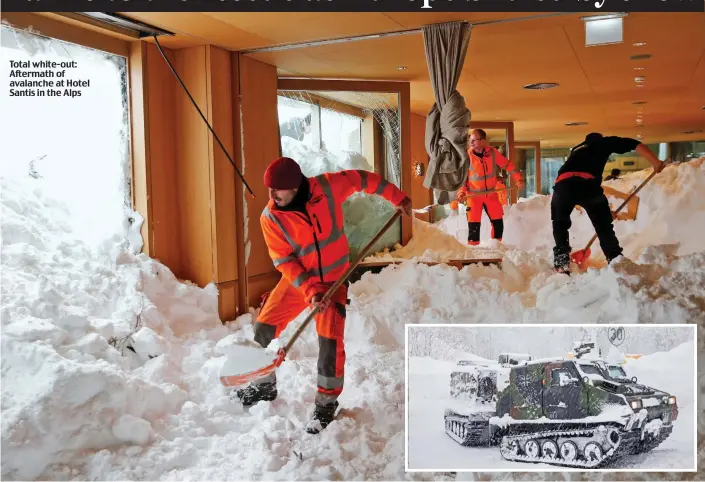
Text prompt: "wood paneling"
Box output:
[[248, 272, 282, 310], [174, 46, 214, 286], [410, 113, 432, 212], [239, 56, 281, 283], [145, 43, 182, 274], [206, 45, 238, 285], [217, 281, 239, 323]]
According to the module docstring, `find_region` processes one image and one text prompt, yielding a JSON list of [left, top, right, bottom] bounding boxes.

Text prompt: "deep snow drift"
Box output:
[[407, 338, 696, 471], [2, 158, 704, 480]]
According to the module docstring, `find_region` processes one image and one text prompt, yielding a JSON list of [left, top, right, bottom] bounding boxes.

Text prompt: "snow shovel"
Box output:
[[219, 210, 403, 388], [570, 170, 658, 269]]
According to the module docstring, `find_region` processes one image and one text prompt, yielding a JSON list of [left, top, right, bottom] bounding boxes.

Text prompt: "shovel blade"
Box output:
[[219, 347, 286, 388], [570, 247, 592, 269]]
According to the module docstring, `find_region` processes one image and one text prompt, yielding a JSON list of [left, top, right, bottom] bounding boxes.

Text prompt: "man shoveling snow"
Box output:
[[235, 156, 412, 434], [551, 133, 666, 274]]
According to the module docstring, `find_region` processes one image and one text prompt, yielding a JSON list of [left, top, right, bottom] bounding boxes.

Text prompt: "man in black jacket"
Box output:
[[552, 133, 666, 273]]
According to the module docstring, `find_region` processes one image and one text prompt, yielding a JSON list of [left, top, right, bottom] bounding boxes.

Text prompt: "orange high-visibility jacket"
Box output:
[[458, 146, 519, 197], [261, 170, 407, 303]]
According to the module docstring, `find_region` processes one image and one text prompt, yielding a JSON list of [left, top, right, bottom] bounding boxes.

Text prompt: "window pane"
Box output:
[[1, 25, 131, 247]]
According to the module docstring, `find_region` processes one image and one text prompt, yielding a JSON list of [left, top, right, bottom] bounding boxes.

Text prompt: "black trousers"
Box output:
[[551, 178, 623, 268]]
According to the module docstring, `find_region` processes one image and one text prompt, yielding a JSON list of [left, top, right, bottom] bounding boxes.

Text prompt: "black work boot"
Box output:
[[553, 248, 571, 274], [305, 401, 339, 434], [235, 382, 277, 406]]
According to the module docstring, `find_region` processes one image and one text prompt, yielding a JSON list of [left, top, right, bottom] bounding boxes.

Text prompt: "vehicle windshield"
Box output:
[[608, 365, 628, 378], [578, 363, 604, 376]]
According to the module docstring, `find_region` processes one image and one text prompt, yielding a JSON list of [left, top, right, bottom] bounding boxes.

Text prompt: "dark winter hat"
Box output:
[[264, 157, 303, 190]]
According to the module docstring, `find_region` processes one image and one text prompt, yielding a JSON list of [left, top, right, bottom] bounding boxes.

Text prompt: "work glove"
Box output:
[[511, 172, 525, 190], [306, 282, 334, 311], [395, 197, 413, 217]]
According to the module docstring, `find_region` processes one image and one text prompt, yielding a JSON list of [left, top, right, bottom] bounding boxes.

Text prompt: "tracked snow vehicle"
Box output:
[[444, 354, 530, 446], [489, 358, 679, 468]]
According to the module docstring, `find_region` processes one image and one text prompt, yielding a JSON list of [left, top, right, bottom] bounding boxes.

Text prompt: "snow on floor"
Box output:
[[407, 340, 696, 471], [2, 158, 704, 480]]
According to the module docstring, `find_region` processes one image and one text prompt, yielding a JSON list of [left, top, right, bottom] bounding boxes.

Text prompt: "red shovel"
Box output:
[[570, 170, 658, 269], [219, 210, 403, 388]]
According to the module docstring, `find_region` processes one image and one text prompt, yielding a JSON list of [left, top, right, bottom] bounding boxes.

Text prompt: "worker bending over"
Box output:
[[552, 133, 666, 273], [237, 157, 412, 434]]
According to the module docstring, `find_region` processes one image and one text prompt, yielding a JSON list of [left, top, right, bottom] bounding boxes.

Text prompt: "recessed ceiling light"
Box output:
[[702, 106, 705, 110], [523, 83, 559, 90], [636, 84, 644, 88], [630, 54, 652, 61], [635, 76, 645, 83], [634, 67, 645, 71], [633, 101, 647, 105], [633, 42, 647, 47], [565, 122, 588, 126], [636, 134, 644, 139], [396, 66, 407, 71]]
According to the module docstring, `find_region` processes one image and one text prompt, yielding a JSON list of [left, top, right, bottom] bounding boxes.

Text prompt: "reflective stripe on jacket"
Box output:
[[460, 147, 517, 195], [261, 170, 407, 302]]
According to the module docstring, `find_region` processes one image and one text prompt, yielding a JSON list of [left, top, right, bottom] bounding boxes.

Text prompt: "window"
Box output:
[[276, 91, 401, 259], [1, 25, 132, 248], [550, 368, 575, 387]]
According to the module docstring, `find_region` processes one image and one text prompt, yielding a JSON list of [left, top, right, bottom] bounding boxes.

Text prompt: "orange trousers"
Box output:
[[253, 277, 347, 406], [466, 192, 504, 245]]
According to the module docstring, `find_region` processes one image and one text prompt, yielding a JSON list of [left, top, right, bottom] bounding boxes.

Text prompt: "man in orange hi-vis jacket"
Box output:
[[454, 129, 524, 245], [235, 157, 412, 434]]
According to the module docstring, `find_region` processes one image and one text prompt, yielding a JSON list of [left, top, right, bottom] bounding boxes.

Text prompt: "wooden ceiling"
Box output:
[[125, 12, 705, 147]]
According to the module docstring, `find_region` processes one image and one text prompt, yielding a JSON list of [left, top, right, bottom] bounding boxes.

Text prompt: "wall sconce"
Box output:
[[414, 161, 425, 177], [581, 13, 627, 47]]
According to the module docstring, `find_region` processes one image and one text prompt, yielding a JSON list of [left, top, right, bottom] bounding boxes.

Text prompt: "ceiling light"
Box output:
[[636, 134, 644, 139], [636, 84, 644, 88], [635, 76, 645, 83], [565, 122, 588, 126], [523, 83, 559, 90], [581, 13, 627, 47], [633, 42, 647, 47], [630, 54, 652, 61], [396, 66, 407, 71], [634, 67, 645, 71]]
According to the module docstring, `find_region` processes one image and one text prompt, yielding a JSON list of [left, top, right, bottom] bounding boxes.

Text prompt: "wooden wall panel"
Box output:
[[206, 45, 240, 321], [145, 43, 182, 276], [174, 46, 214, 287], [239, 55, 281, 306], [399, 83, 412, 244], [409, 113, 432, 213], [206, 46, 238, 283]]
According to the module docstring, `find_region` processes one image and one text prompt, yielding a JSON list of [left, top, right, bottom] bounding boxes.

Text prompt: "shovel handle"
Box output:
[[582, 170, 658, 251], [281, 210, 402, 355]]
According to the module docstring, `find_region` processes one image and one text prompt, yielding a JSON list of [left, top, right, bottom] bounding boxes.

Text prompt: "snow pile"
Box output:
[[281, 136, 372, 178], [364, 217, 502, 263], [0, 175, 231, 479]]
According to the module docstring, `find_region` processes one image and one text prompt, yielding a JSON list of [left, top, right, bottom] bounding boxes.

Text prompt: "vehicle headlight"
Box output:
[[668, 396, 676, 405], [630, 400, 642, 410]]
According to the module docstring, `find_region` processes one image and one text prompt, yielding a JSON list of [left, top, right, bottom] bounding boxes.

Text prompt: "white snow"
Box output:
[[2, 92, 704, 482]]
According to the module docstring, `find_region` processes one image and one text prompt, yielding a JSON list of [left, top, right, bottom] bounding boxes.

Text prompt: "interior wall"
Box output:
[[409, 113, 432, 214], [142, 43, 182, 276], [238, 55, 282, 308]]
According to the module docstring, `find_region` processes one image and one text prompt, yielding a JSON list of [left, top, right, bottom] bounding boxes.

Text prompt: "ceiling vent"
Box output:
[[565, 122, 588, 126], [523, 83, 559, 90], [630, 54, 652, 61]]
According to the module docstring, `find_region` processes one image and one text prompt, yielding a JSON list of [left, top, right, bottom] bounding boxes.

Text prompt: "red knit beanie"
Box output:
[[264, 157, 303, 190]]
